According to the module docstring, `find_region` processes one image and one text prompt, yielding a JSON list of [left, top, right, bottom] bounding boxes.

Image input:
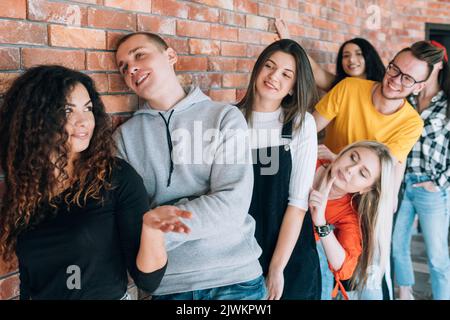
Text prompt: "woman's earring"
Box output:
[[288, 90, 294, 96]]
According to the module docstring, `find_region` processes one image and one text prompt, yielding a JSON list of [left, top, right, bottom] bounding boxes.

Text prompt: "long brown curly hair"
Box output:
[[0, 65, 116, 261]]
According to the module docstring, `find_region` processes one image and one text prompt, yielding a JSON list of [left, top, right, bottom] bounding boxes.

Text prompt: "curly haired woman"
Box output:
[[0, 65, 191, 300]]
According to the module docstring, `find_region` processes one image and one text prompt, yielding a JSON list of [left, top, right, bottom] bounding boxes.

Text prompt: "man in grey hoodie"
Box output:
[[114, 32, 265, 299]]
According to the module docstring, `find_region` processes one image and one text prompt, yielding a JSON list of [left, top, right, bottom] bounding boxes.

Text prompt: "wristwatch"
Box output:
[[314, 223, 335, 237]]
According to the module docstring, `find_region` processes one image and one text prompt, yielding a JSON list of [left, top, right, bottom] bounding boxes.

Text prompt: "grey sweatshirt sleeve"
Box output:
[[165, 106, 254, 243]]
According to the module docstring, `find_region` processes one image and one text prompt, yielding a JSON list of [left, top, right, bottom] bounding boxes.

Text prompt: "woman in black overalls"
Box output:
[[237, 39, 321, 299]]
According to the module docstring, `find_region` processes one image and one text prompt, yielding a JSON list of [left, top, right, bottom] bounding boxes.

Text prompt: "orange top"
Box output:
[[315, 160, 362, 300]]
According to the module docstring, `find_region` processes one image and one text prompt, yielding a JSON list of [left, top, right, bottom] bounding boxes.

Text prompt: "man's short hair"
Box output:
[[392, 41, 446, 82], [116, 32, 169, 52]]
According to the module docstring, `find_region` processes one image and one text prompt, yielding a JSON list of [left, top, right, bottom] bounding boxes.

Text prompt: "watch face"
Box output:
[[315, 224, 334, 237]]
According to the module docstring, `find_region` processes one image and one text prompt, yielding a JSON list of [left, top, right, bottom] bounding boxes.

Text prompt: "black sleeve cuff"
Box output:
[[133, 260, 168, 294]]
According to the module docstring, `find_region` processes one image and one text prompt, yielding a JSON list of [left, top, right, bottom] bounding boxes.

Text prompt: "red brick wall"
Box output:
[[1, 0, 450, 300]]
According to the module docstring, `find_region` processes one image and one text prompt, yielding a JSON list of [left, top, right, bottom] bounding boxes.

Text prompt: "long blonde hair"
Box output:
[[323, 141, 394, 291]]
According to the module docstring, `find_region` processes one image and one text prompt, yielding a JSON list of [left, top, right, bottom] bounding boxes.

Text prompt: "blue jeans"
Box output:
[[317, 241, 385, 300], [392, 174, 450, 300], [346, 288, 383, 300], [317, 241, 334, 300], [151, 276, 267, 300]]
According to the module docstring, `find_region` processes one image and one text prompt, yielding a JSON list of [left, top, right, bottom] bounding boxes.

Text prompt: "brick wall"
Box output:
[[1, 0, 450, 300]]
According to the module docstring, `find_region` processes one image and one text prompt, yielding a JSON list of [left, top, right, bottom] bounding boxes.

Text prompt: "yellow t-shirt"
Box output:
[[315, 78, 424, 162]]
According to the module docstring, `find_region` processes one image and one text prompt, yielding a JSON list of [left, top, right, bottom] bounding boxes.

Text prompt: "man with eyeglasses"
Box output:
[[312, 46, 428, 183], [311, 45, 429, 300], [313, 49, 427, 164]]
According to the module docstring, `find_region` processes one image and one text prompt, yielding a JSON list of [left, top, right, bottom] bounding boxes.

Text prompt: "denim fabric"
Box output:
[[392, 174, 450, 300], [151, 275, 267, 300], [318, 239, 389, 300], [316, 241, 334, 300], [346, 288, 383, 300]]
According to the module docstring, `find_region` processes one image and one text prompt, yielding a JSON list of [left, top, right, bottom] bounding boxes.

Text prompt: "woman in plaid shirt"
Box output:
[[392, 41, 450, 300]]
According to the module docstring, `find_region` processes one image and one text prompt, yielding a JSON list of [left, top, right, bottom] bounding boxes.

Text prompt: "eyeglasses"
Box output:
[[385, 62, 427, 88]]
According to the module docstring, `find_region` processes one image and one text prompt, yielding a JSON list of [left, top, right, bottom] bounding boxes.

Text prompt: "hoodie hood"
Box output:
[[134, 86, 211, 117], [132, 86, 210, 187]]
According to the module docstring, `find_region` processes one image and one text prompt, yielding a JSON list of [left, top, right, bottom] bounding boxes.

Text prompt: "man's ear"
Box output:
[[435, 61, 444, 71], [412, 82, 426, 95], [166, 48, 178, 66]]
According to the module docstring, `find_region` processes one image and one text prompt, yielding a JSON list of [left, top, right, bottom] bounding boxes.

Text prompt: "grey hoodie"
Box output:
[[114, 87, 262, 295]]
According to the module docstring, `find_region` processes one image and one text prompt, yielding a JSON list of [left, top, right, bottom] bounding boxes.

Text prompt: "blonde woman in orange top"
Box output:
[[309, 141, 395, 300]]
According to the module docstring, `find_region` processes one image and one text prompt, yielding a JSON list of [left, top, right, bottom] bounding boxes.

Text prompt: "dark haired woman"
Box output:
[[237, 39, 320, 299], [392, 41, 450, 300], [275, 19, 385, 92], [0, 65, 191, 300]]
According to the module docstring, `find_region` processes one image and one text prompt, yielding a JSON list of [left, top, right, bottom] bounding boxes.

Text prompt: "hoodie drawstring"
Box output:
[[158, 110, 175, 187]]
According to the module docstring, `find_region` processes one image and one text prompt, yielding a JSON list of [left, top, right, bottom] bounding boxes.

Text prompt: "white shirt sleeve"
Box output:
[[288, 113, 318, 211]]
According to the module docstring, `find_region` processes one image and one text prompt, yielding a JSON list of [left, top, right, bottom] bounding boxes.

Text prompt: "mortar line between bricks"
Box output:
[[0, 270, 19, 281], [45, 0, 151, 15]]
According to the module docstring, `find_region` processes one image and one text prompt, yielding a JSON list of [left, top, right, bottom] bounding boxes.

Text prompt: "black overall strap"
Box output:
[[248, 116, 321, 299], [281, 119, 293, 140]]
